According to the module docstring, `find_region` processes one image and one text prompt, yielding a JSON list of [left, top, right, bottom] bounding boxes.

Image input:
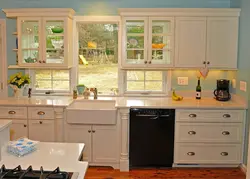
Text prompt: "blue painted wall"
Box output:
[[0, 0, 233, 96], [231, 0, 250, 166]]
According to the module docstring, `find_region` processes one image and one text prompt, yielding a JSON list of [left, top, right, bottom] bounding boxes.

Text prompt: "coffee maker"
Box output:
[[214, 79, 231, 101]]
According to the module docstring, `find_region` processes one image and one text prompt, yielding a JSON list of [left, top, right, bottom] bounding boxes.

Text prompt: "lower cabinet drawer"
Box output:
[[174, 143, 242, 164], [175, 123, 242, 143]]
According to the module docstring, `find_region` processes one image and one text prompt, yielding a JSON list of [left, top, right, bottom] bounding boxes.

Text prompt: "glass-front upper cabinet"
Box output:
[[122, 17, 148, 67], [44, 18, 65, 65], [122, 17, 174, 69], [18, 18, 42, 66]]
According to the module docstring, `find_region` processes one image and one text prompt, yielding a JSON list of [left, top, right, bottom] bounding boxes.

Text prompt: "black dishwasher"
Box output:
[[129, 108, 175, 168]]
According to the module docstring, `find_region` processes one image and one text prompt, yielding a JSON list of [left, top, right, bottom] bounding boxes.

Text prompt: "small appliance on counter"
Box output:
[[214, 79, 231, 101]]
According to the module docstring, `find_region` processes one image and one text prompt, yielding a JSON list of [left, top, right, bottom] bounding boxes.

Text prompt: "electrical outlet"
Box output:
[[232, 79, 236, 89], [178, 77, 188, 85], [240, 81, 247, 92]]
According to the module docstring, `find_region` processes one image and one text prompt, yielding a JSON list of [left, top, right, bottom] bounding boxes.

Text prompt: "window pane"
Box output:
[[35, 70, 51, 80], [52, 70, 69, 80], [145, 71, 162, 80], [126, 20, 144, 33], [145, 82, 162, 91], [127, 81, 144, 91], [127, 36, 144, 49], [152, 20, 171, 34], [36, 81, 51, 90], [127, 71, 144, 81], [53, 81, 70, 90], [78, 23, 118, 95]]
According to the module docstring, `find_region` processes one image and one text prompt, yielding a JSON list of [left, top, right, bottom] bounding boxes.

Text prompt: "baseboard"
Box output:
[[239, 164, 247, 174], [173, 163, 239, 168]]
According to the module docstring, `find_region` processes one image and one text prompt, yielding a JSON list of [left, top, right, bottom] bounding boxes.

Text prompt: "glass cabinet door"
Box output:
[[44, 19, 65, 64], [124, 18, 147, 66], [149, 18, 174, 66], [19, 19, 42, 65]]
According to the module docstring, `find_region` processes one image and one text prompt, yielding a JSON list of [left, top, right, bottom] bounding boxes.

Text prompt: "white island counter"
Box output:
[[0, 142, 88, 179]]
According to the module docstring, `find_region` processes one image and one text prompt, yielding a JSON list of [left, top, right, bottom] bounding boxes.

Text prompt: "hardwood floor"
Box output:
[[85, 167, 245, 179]]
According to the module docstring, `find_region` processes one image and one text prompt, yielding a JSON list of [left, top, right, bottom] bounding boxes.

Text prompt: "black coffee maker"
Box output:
[[214, 79, 231, 101]]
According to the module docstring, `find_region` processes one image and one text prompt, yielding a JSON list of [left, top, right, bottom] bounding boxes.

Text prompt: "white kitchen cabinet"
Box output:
[[3, 8, 75, 69], [10, 120, 28, 140], [175, 17, 206, 68], [64, 124, 92, 161], [121, 16, 174, 69], [92, 125, 119, 163], [29, 120, 55, 142], [206, 17, 239, 69]]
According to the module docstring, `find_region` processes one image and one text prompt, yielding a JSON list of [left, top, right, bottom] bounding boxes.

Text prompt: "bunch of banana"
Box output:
[[172, 90, 183, 101]]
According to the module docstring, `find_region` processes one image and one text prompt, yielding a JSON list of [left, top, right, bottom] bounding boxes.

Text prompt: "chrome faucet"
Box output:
[[90, 88, 98, 99]]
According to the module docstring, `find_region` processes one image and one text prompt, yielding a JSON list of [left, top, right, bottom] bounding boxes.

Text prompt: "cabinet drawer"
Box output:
[[174, 143, 241, 164], [0, 107, 27, 119], [28, 107, 54, 120], [29, 120, 55, 142], [175, 123, 242, 143], [176, 110, 243, 122]]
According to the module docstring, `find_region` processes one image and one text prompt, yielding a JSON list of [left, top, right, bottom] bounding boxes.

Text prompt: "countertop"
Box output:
[[0, 142, 88, 179], [0, 95, 247, 109], [0, 120, 12, 131]]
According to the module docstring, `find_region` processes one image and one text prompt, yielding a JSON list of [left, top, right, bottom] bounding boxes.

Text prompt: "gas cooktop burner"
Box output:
[[0, 165, 78, 179]]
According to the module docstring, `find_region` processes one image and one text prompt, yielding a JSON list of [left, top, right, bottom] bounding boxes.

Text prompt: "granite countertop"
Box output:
[[0, 95, 247, 109], [0, 142, 88, 179]]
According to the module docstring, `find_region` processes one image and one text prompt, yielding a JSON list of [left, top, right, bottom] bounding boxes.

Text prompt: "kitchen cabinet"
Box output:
[[121, 17, 174, 69], [3, 8, 75, 69], [29, 120, 55, 142], [10, 120, 28, 140], [175, 17, 206, 68], [206, 17, 239, 69], [65, 124, 119, 167]]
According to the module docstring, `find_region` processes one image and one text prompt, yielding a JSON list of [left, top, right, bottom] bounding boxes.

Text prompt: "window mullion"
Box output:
[[51, 70, 54, 91]]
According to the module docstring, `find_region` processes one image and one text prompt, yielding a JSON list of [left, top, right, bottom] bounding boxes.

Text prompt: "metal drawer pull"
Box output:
[[187, 152, 195, 156], [222, 131, 230, 135], [189, 114, 197, 118], [188, 131, 196, 135], [223, 114, 231, 118], [221, 152, 228, 156], [37, 111, 45, 115], [92, 130, 96, 133], [39, 121, 43, 124], [88, 130, 91, 133], [8, 111, 16, 115]]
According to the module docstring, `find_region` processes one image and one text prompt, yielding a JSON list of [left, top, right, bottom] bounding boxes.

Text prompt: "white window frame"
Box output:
[[0, 19, 7, 97]]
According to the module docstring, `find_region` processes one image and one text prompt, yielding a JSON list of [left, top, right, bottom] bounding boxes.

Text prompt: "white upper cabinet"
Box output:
[[175, 17, 206, 68], [206, 17, 239, 69], [3, 8, 75, 69], [121, 16, 174, 69]]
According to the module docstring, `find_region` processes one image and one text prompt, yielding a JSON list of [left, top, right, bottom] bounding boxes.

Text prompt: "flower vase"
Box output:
[[10, 85, 24, 98]]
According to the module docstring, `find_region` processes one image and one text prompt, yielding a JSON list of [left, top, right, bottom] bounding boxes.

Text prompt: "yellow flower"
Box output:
[[17, 72, 22, 79], [11, 78, 17, 83], [18, 79, 24, 86]]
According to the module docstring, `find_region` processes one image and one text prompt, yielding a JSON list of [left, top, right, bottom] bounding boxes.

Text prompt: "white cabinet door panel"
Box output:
[[29, 120, 54, 142], [10, 120, 28, 140]]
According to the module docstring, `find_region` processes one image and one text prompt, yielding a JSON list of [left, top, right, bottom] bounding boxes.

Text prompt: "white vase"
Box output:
[[10, 85, 24, 98]]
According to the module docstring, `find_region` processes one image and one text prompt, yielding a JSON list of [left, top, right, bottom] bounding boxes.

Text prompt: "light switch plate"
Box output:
[[178, 77, 188, 85], [232, 79, 236, 89], [240, 81, 247, 92]]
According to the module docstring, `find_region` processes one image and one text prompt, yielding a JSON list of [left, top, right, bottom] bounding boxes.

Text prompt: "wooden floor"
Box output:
[[85, 167, 246, 179]]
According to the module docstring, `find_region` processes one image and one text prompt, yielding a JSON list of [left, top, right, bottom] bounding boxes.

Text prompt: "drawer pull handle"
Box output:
[[187, 152, 195, 156], [37, 111, 45, 115], [24, 125, 27, 127], [222, 131, 230, 135], [223, 114, 231, 118], [188, 131, 196, 135], [189, 114, 197, 118], [88, 130, 91, 133], [39, 121, 43, 124], [8, 111, 16, 115], [92, 130, 96, 133], [221, 152, 228, 156]]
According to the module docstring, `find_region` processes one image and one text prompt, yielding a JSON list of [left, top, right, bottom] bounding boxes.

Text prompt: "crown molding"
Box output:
[[3, 8, 75, 19]]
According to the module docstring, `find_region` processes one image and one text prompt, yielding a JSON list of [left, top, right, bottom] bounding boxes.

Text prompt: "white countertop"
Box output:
[[0, 94, 247, 109], [0, 120, 12, 131], [0, 142, 88, 179]]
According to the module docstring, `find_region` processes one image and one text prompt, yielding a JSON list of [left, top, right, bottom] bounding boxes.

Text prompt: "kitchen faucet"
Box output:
[[90, 88, 98, 99]]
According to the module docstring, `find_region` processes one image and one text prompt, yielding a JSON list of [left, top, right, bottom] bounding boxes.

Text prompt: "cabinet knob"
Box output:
[[148, 61, 152, 64], [144, 61, 147, 64], [39, 121, 43, 124], [221, 152, 228, 156], [189, 114, 197, 118], [203, 61, 206, 64], [92, 130, 96, 133], [37, 111, 45, 115], [188, 131, 196, 135], [187, 152, 195, 156], [222, 131, 230, 135], [223, 114, 231, 118], [207, 61, 210, 65], [43, 61, 46, 63], [24, 125, 27, 127], [8, 111, 16, 115], [88, 130, 91, 133]]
